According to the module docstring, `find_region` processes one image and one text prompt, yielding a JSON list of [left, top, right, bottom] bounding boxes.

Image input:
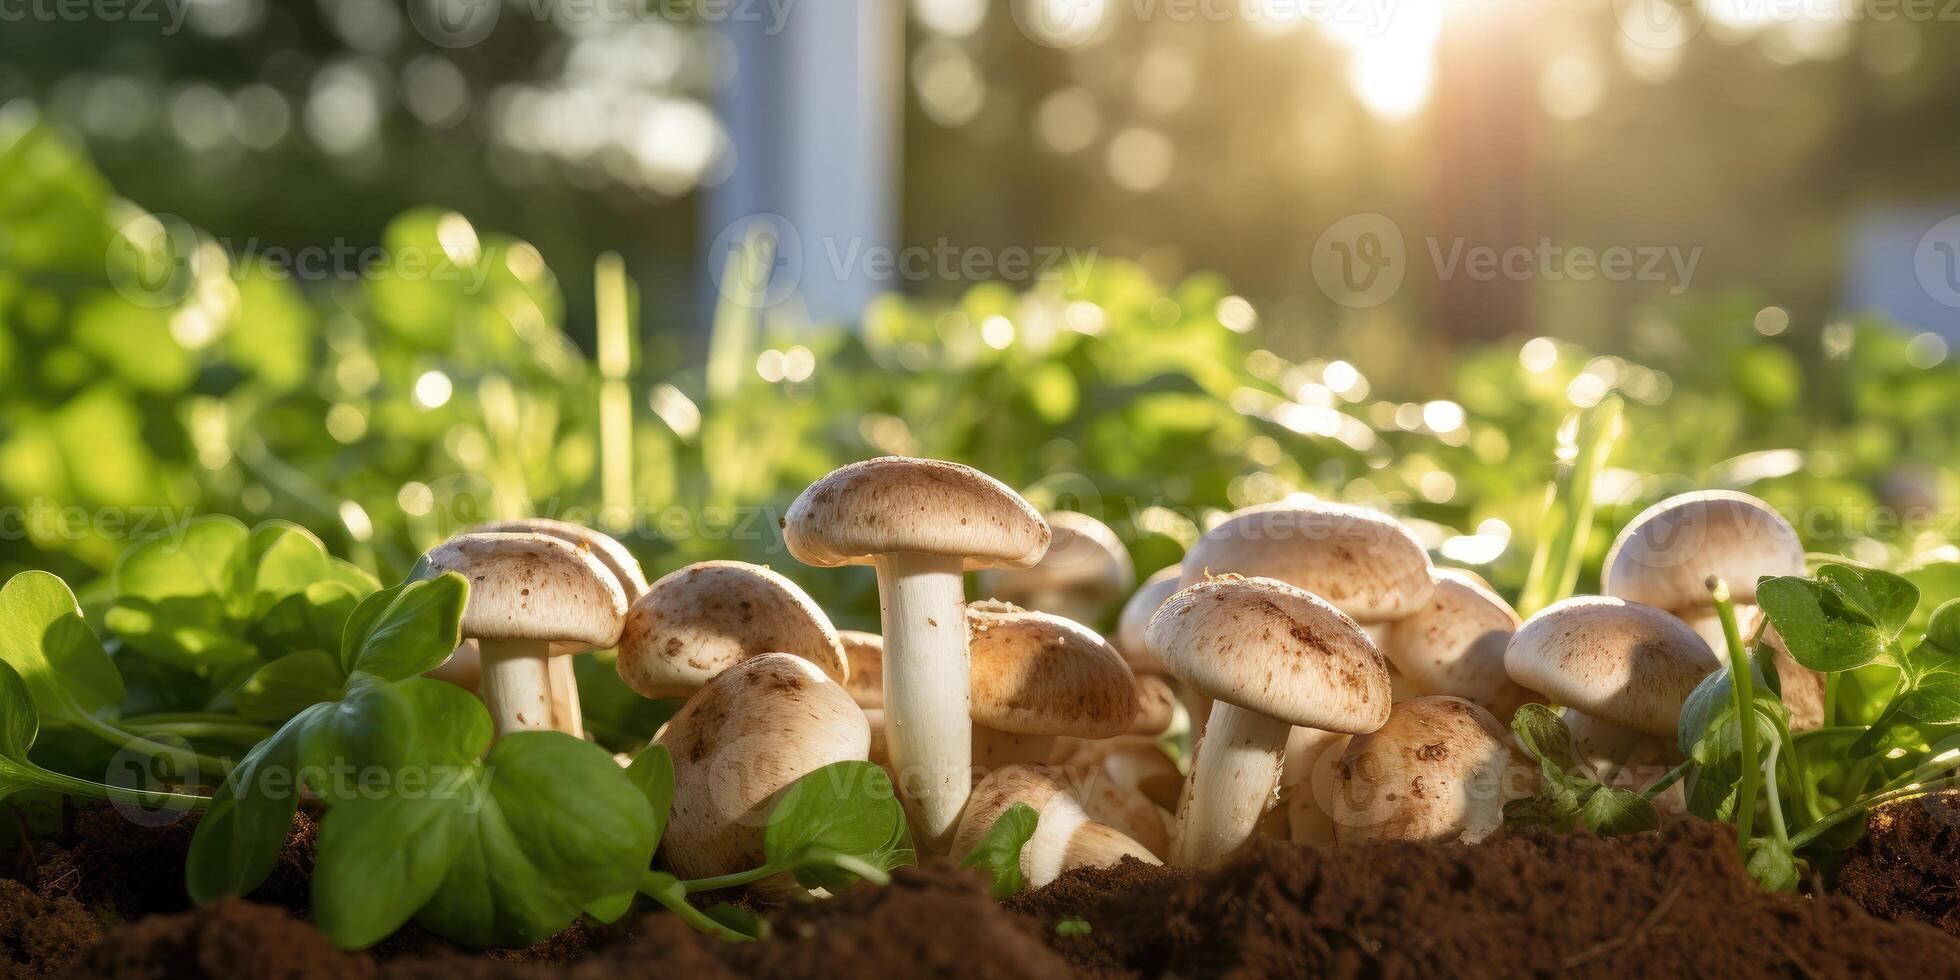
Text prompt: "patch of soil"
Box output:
[[71, 899, 372, 980], [1834, 795, 1960, 937], [6, 805, 315, 918], [0, 879, 103, 978]]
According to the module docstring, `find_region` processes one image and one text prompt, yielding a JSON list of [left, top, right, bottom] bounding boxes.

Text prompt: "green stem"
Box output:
[[31, 766, 210, 810], [1641, 758, 1694, 801], [73, 713, 233, 780], [1788, 775, 1960, 850], [1822, 672, 1839, 729], [1762, 738, 1789, 846], [1711, 579, 1757, 859], [681, 864, 780, 895], [1780, 725, 1823, 825], [638, 871, 752, 942], [123, 721, 273, 744]]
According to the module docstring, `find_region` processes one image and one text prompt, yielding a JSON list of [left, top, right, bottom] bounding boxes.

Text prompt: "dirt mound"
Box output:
[[0, 878, 104, 978], [1834, 795, 1960, 937], [69, 898, 372, 980], [1009, 821, 1958, 978], [10, 806, 315, 919]]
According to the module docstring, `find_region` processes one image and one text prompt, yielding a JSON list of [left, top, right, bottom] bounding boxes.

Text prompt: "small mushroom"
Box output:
[[951, 764, 1161, 887], [839, 630, 884, 709], [1380, 569, 1537, 720], [978, 511, 1134, 627], [1279, 727, 1351, 845], [425, 638, 482, 691], [785, 457, 1049, 848], [1114, 566, 1181, 677], [968, 604, 1136, 772], [1602, 491, 1804, 614], [415, 532, 628, 737], [615, 560, 847, 700], [1330, 696, 1528, 844], [1148, 575, 1391, 866], [1504, 596, 1718, 811], [655, 653, 870, 885], [1051, 736, 1183, 812], [1179, 501, 1435, 624], [1127, 674, 1178, 737]]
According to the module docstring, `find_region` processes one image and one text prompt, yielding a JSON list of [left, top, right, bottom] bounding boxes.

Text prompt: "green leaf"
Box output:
[[1892, 642, 1960, 726], [0, 571, 127, 730], [1577, 787, 1659, 836], [1677, 660, 1782, 757], [1756, 576, 1888, 673], [1816, 564, 1918, 644], [763, 761, 916, 892], [1510, 703, 1582, 773], [230, 650, 346, 723], [1928, 599, 1960, 654], [111, 516, 250, 610], [339, 574, 468, 680], [1744, 837, 1799, 893], [960, 802, 1039, 899], [625, 743, 675, 852]]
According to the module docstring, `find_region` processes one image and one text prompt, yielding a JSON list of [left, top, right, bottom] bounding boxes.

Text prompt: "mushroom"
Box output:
[[415, 532, 628, 737], [1380, 569, 1537, 721], [615, 560, 847, 700], [968, 603, 1136, 772], [1179, 501, 1435, 624], [1330, 696, 1528, 844], [1279, 727, 1351, 845], [950, 764, 1161, 887], [425, 638, 482, 691], [1148, 575, 1391, 866], [978, 511, 1134, 627], [1114, 566, 1182, 676], [1051, 736, 1183, 812], [1504, 596, 1719, 812], [1603, 491, 1813, 726], [655, 653, 870, 885], [1127, 674, 1178, 737], [784, 457, 1049, 847], [839, 630, 884, 709]]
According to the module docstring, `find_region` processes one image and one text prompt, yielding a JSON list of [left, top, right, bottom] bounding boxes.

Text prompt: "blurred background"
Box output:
[[1, 0, 1957, 630]]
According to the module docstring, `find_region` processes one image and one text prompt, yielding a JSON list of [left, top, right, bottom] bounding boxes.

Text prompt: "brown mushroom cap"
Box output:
[[1381, 569, 1536, 720], [979, 511, 1135, 617], [1114, 566, 1182, 676], [1147, 575, 1391, 733], [1331, 696, 1521, 844], [418, 532, 627, 655], [783, 457, 1050, 570], [839, 630, 884, 709], [472, 518, 649, 602], [1504, 596, 1720, 739], [1602, 491, 1805, 613], [968, 607, 1137, 738], [1128, 674, 1177, 737], [655, 653, 870, 881], [1179, 502, 1435, 623], [616, 561, 847, 700]]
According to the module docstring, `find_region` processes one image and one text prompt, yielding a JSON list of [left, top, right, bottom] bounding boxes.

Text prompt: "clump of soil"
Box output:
[[1834, 795, 1960, 937], [8, 805, 315, 918], [73, 899, 372, 980], [0, 878, 104, 977], [1010, 821, 1957, 978]]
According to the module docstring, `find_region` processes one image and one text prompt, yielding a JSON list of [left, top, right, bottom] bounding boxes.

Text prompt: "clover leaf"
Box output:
[[959, 802, 1039, 899]]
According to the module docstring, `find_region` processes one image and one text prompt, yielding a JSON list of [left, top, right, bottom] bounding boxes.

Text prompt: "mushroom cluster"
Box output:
[[403, 469, 1813, 896]]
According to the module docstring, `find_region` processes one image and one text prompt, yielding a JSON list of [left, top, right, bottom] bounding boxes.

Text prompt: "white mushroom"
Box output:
[[1330, 695, 1530, 844], [978, 511, 1134, 627], [951, 764, 1161, 887], [615, 560, 847, 700]]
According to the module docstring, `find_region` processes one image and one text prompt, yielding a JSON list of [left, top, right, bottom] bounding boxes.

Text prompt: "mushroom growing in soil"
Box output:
[[1051, 736, 1184, 812], [1330, 695, 1528, 844], [1179, 501, 1435, 625], [1504, 596, 1719, 811], [967, 603, 1137, 771], [415, 532, 629, 737], [978, 511, 1134, 627], [1380, 569, 1537, 720], [1114, 566, 1182, 677], [784, 457, 1049, 848], [840, 630, 884, 709], [1602, 490, 1820, 727], [655, 653, 870, 885], [614, 560, 847, 700], [1148, 575, 1392, 866], [951, 764, 1162, 887]]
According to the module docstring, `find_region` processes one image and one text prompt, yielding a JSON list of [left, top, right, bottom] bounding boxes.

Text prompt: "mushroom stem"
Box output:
[[547, 655, 584, 738], [478, 639, 557, 735], [1172, 701, 1291, 865], [875, 552, 973, 848]]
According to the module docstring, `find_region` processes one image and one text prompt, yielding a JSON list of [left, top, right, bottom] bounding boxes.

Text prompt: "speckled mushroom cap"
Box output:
[[417, 532, 627, 656], [783, 457, 1050, 570], [967, 606, 1137, 738], [979, 511, 1134, 610], [1381, 569, 1537, 719], [1330, 696, 1521, 844], [839, 630, 884, 709], [1179, 502, 1434, 623], [472, 518, 649, 602], [616, 561, 847, 700], [1504, 596, 1720, 739], [655, 653, 870, 881], [1602, 491, 1804, 613], [1114, 566, 1182, 676], [1146, 575, 1391, 733]]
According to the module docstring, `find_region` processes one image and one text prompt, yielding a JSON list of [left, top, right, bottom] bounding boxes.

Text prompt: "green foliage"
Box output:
[[1502, 704, 1659, 836], [762, 761, 915, 893], [960, 802, 1040, 899]]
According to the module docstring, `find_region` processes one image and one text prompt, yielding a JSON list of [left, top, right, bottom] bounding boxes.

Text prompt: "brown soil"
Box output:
[[7, 802, 1960, 979], [1834, 794, 1960, 937]]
